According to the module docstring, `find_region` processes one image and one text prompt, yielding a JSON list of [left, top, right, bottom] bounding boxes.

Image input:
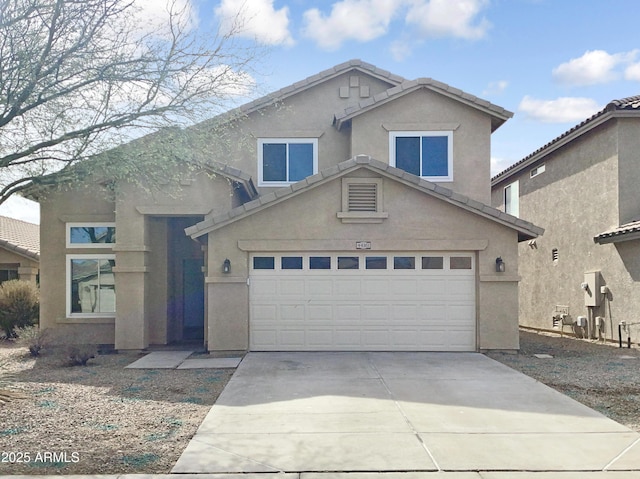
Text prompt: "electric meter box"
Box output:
[[584, 271, 602, 307]]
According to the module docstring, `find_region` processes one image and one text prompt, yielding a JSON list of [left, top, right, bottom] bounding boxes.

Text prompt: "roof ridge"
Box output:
[[492, 94, 640, 183], [334, 77, 513, 130], [0, 214, 38, 227]]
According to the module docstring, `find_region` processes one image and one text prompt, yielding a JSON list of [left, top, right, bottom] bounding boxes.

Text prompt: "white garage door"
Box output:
[[249, 252, 476, 351]]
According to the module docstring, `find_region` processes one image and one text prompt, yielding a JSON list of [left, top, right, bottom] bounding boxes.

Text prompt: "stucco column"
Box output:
[[113, 195, 149, 350], [18, 266, 39, 284]]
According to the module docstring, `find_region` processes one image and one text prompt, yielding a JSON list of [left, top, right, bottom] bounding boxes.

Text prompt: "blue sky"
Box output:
[[3, 0, 640, 223]]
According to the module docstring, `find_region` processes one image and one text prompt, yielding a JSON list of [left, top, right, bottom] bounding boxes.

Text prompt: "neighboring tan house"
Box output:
[[491, 96, 640, 343], [33, 59, 542, 352], [0, 215, 39, 284]]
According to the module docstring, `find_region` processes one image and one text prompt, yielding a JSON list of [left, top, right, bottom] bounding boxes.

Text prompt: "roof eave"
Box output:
[[187, 157, 544, 241], [492, 108, 640, 186], [0, 239, 40, 261]]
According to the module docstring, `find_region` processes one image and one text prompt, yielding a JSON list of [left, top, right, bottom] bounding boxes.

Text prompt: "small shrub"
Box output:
[[15, 325, 50, 357], [0, 280, 39, 338], [66, 343, 97, 366]]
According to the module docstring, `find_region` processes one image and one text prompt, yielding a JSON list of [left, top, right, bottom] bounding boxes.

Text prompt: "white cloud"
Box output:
[[625, 62, 640, 81], [405, 0, 490, 40], [518, 96, 602, 123], [0, 196, 40, 224], [302, 0, 402, 50], [133, 0, 198, 36], [483, 80, 508, 96], [552, 50, 639, 86], [215, 0, 293, 46], [389, 38, 414, 61]]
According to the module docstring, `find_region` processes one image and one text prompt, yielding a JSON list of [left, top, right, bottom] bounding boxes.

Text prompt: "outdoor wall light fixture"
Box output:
[[495, 257, 505, 273], [222, 258, 231, 274]]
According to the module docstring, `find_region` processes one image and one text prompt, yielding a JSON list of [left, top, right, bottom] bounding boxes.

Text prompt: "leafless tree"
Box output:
[[0, 0, 263, 204]]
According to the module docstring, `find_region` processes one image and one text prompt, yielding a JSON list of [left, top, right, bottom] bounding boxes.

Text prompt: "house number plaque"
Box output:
[[356, 241, 371, 249]]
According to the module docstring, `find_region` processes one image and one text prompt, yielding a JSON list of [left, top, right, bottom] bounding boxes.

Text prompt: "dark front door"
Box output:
[[182, 258, 204, 340]]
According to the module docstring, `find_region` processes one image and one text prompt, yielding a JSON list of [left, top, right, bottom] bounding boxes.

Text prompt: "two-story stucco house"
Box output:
[[491, 96, 640, 344], [34, 60, 542, 352]]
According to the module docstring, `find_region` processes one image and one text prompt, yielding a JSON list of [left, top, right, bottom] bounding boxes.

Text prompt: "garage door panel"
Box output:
[[249, 253, 476, 351], [336, 304, 362, 321], [307, 279, 333, 296], [335, 279, 361, 296], [362, 304, 389, 320], [308, 304, 333, 320], [280, 304, 306, 320]]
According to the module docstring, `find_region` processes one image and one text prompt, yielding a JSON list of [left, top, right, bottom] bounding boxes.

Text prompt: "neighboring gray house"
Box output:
[[491, 96, 640, 343], [34, 60, 542, 352], [0, 215, 39, 285]]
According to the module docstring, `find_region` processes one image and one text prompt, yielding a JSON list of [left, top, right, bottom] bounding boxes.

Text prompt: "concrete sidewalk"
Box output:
[[173, 352, 640, 474]]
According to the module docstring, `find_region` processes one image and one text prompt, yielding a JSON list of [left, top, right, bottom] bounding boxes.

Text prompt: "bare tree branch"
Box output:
[[0, 0, 265, 206]]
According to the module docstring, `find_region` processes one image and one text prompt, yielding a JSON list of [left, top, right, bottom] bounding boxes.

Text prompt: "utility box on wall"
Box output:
[[584, 271, 602, 307]]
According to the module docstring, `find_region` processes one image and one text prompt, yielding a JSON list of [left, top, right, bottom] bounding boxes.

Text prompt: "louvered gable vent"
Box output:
[[348, 182, 377, 211]]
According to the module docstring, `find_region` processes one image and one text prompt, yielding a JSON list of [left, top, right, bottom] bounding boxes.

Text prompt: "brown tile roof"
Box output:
[[334, 78, 513, 132], [594, 219, 640, 244], [0, 215, 40, 260], [492, 95, 640, 185], [187, 155, 543, 241]]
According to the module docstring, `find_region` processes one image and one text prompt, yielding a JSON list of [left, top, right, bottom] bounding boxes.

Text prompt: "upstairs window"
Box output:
[[504, 180, 519, 217], [258, 138, 318, 186], [390, 131, 453, 181]]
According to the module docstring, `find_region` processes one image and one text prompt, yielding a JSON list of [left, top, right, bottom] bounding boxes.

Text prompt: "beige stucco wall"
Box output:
[[205, 168, 520, 352], [350, 89, 493, 204], [492, 120, 640, 340], [39, 186, 117, 344], [190, 71, 396, 192], [0, 249, 38, 283], [38, 170, 237, 349]]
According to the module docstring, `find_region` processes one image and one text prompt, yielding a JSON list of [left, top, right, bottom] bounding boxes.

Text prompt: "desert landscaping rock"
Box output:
[[0, 330, 638, 474]]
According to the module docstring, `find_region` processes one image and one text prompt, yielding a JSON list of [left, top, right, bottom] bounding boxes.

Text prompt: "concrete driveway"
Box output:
[[173, 352, 640, 475]]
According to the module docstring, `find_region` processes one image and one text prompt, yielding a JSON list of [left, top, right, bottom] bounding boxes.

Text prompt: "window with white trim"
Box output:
[[66, 223, 116, 248], [389, 131, 453, 181], [258, 138, 318, 186], [530, 164, 545, 178], [66, 255, 115, 317], [504, 180, 519, 217]]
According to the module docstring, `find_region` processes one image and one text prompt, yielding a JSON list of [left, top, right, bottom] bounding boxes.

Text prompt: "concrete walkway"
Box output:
[[125, 351, 242, 369], [173, 352, 640, 475]]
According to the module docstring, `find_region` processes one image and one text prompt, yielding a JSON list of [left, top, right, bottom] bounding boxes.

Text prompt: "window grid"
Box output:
[[250, 253, 473, 273]]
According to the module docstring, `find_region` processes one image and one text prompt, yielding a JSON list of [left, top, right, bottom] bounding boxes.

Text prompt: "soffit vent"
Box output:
[[348, 182, 377, 211]]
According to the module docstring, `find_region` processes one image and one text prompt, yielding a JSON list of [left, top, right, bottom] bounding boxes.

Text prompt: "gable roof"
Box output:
[[492, 95, 640, 185], [207, 59, 405, 127], [186, 155, 543, 241], [334, 78, 513, 132], [0, 216, 40, 261]]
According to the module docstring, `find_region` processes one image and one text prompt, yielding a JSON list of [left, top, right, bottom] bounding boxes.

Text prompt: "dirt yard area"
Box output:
[[0, 344, 233, 475], [488, 329, 640, 431], [0, 330, 638, 474]]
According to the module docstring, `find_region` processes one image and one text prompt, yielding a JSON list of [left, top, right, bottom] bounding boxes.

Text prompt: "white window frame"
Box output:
[[530, 164, 546, 178], [389, 131, 453, 182], [258, 138, 318, 187], [504, 180, 520, 217], [66, 222, 116, 249], [66, 254, 116, 318]]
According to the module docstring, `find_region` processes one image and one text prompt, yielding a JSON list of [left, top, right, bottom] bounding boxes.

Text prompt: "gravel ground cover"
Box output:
[[0, 344, 233, 475], [487, 329, 640, 431], [0, 330, 638, 475]]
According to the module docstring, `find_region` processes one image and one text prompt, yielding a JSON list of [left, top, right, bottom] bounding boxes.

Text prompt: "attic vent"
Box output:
[[337, 178, 388, 224], [348, 182, 377, 212]]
